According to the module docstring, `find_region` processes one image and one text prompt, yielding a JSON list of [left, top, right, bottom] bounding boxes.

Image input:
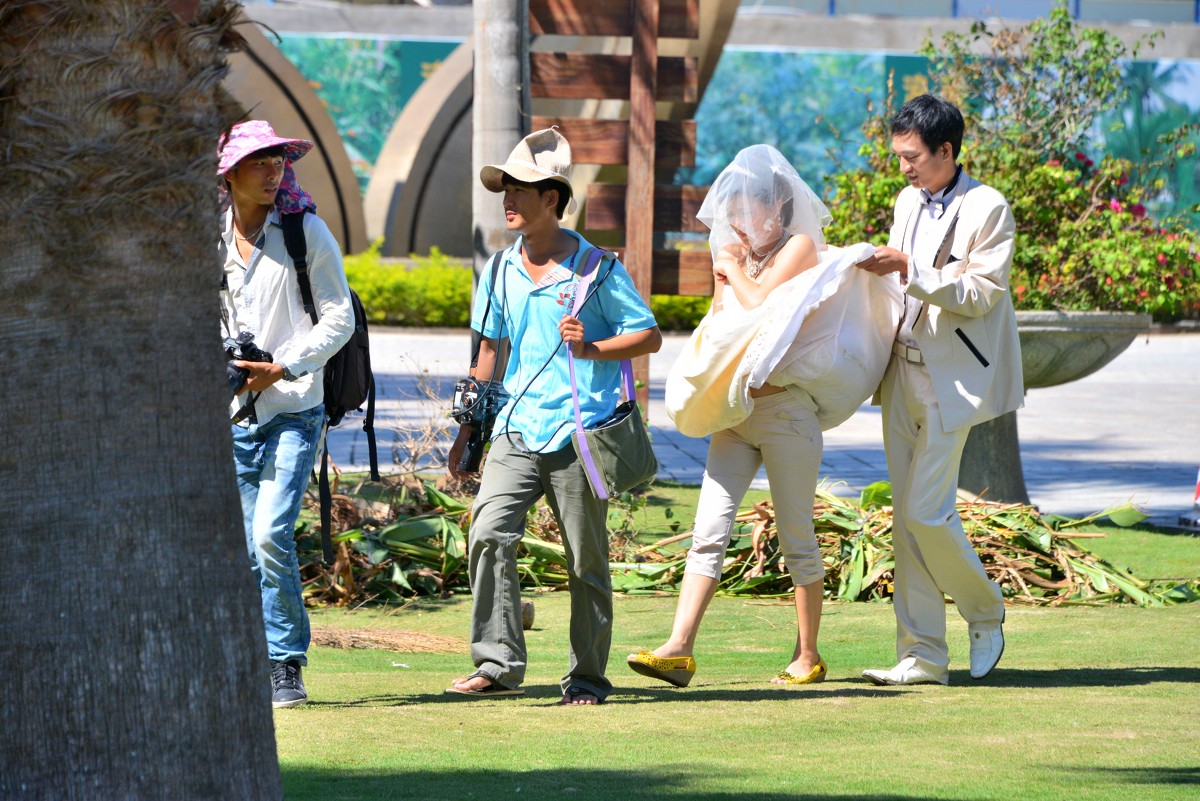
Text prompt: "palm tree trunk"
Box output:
[[0, 2, 282, 798]]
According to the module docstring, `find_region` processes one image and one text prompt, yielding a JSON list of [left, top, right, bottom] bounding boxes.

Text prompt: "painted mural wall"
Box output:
[[275, 34, 459, 191]]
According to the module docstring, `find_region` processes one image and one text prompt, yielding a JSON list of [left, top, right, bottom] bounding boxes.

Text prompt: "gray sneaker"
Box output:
[[270, 660, 307, 708]]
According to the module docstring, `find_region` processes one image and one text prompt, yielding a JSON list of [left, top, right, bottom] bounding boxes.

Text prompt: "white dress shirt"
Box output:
[[221, 207, 354, 426], [898, 169, 962, 349]]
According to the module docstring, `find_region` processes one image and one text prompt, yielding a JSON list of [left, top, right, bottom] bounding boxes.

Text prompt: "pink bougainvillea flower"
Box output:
[[1132, 203, 1146, 219], [1047, 158, 1061, 167], [1074, 152, 1087, 161], [1158, 253, 1168, 265], [1109, 198, 1123, 213]]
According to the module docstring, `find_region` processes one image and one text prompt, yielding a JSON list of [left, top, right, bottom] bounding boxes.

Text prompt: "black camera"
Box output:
[[450, 377, 508, 472], [224, 331, 273, 396]]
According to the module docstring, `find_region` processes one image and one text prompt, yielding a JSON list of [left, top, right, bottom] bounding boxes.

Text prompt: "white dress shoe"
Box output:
[[862, 657, 949, 686], [968, 611, 1005, 679]]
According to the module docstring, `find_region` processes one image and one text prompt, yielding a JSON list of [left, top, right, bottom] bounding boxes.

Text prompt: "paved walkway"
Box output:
[[328, 329, 1200, 528]]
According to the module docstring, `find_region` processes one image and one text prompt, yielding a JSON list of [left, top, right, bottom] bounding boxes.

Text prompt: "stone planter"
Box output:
[[958, 311, 1153, 505]]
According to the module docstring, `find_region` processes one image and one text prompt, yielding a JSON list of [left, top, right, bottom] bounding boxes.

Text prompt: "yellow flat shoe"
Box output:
[[774, 658, 827, 685], [626, 650, 697, 688]]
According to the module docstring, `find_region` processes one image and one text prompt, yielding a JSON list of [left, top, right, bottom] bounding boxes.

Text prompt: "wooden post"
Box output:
[[527, 0, 703, 411], [627, 0, 659, 410]]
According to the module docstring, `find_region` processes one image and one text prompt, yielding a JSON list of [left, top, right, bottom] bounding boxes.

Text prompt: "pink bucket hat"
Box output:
[[217, 120, 313, 176]]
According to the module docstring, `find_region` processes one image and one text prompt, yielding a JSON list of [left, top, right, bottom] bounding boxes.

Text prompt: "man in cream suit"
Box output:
[[857, 95, 1022, 686]]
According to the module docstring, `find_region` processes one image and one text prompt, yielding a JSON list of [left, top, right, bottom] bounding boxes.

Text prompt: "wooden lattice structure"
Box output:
[[529, 0, 712, 403]]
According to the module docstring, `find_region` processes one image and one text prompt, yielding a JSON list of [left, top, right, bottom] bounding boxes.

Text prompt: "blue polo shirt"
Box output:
[[472, 230, 657, 453]]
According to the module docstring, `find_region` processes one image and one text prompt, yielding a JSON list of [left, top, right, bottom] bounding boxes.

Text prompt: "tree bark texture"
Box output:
[[0, 3, 282, 799]]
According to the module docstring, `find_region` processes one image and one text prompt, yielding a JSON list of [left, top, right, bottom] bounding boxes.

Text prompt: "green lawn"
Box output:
[[276, 594, 1200, 801], [1071, 524, 1200, 582]]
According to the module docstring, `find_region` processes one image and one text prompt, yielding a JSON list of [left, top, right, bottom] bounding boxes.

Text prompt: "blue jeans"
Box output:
[[232, 405, 325, 665]]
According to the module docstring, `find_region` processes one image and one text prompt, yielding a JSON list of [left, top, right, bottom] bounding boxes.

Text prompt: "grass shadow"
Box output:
[[282, 765, 977, 801], [310, 666, 1199, 708], [1074, 766, 1200, 786], [308, 682, 910, 709], [980, 666, 1200, 688], [609, 683, 910, 704]]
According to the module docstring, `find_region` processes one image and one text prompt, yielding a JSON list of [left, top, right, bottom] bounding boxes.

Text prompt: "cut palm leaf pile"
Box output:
[[297, 478, 1199, 609]]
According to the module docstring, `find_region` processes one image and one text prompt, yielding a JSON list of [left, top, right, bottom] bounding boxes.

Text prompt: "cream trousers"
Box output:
[[684, 391, 825, 587], [881, 357, 1005, 671]]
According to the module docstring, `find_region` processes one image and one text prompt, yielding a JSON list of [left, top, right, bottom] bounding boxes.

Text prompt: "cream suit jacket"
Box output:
[[887, 173, 1024, 432]]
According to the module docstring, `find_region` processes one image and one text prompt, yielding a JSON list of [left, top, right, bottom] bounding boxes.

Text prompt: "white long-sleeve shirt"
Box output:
[[898, 171, 963, 349], [221, 207, 354, 426]]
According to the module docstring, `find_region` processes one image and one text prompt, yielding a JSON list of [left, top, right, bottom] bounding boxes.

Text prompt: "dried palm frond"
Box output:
[[297, 479, 1199, 609]]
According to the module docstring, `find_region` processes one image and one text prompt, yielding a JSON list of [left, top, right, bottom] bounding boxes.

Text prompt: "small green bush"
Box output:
[[344, 242, 711, 330], [343, 243, 472, 327], [650, 294, 709, 331]]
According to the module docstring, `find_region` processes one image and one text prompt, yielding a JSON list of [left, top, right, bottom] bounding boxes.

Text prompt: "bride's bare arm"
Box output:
[[721, 235, 818, 310], [710, 246, 743, 315]]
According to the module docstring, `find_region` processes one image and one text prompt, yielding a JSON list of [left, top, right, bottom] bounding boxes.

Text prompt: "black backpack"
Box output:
[[281, 211, 379, 565]]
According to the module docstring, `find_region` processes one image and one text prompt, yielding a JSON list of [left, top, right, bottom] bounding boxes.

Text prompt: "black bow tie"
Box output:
[[920, 190, 946, 217]]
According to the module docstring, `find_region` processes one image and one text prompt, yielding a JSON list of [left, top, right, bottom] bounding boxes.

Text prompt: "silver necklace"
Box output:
[[234, 217, 267, 243], [744, 237, 786, 279]]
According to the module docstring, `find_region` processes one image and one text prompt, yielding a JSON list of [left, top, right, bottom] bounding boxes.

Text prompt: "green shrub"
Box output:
[[344, 242, 712, 330], [343, 243, 472, 327], [650, 294, 709, 331], [827, 1, 1200, 322]]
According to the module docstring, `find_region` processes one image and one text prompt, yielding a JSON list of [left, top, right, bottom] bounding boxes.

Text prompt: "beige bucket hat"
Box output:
[[480, 127, 577, 214]]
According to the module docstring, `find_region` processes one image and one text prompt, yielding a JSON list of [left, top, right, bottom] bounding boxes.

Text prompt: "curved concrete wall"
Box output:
[[223, 20, 368, 255], [365, 38, 475, 257], [365, 0, 741, 259]]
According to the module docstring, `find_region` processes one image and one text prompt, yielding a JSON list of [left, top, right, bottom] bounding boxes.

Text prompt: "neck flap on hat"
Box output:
[[275, 163, 316, 215]]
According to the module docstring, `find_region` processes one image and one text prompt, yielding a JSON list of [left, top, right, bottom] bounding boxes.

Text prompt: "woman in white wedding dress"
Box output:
[[626, 145, 900, 688]]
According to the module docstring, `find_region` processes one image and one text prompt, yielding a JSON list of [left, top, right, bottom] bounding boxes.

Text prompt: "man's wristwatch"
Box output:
[[281, 365, 301, 382]]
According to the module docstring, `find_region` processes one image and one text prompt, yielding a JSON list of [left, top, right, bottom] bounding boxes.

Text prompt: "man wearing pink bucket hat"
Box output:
[[218, 120, 354, 708]]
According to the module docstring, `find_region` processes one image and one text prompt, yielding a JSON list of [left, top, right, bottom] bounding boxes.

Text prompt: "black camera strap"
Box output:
[[471, 252, 505, 370], [501, 245, 615, 455]]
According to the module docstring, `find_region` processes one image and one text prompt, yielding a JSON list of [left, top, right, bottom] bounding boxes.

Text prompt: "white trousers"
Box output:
[[881, 357, 1005, 673], [684, 391, 825, 587]]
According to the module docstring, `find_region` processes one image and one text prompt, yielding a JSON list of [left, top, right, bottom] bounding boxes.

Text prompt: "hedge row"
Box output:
[[343, 244, 710, 331]]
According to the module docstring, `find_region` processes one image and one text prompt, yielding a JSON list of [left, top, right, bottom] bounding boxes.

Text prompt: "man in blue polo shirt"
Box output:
[[447, 128, 662, 705]]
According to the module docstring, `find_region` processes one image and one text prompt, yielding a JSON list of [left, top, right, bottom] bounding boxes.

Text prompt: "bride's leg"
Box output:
[[649, 426, 760, 658], [653, 572, 719, 657], [756, 394, 826, 682], [771, 578, 824, 682]]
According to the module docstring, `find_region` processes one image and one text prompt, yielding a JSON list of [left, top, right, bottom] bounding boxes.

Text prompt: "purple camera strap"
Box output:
[[567, 247, 635, 501]]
